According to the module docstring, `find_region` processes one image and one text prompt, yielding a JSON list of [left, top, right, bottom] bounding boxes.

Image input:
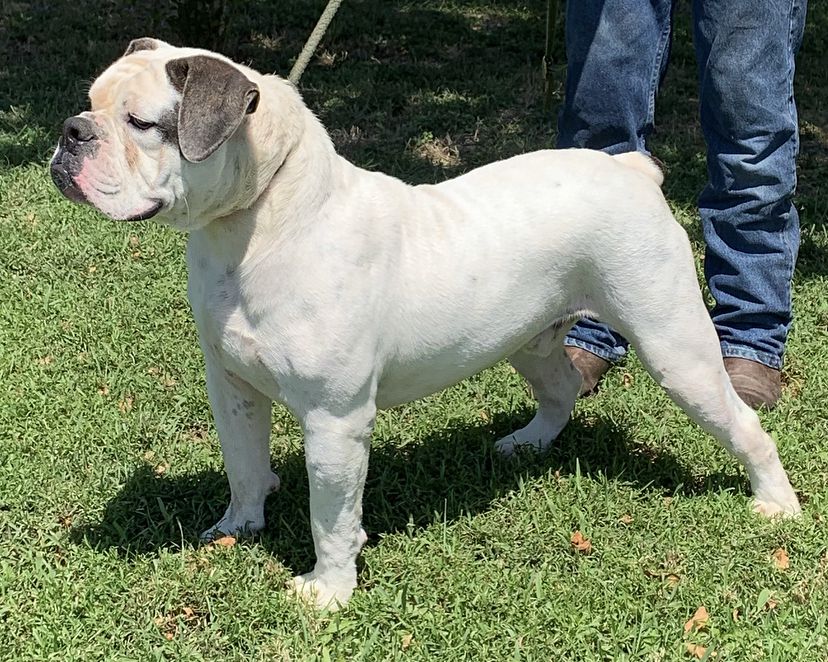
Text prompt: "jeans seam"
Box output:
[[646, 10, 673, 129], [563, 336, 625, 364], [720, 342, 783, 370], [780, 0, 799, 345]]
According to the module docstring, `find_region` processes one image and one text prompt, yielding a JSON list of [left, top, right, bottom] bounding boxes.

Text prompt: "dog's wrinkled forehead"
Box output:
[[89, 50, 175, 115]]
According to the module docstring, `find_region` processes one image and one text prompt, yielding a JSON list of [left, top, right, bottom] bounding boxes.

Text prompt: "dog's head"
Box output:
[[51, 38, 262, 230]]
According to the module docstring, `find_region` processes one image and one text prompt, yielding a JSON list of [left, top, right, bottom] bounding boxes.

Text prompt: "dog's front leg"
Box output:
[[201, 359, 280, 540], [292, 403, 375, 609]]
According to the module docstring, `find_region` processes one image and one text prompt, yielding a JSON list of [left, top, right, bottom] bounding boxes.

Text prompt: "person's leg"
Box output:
[[557, 0, 674, 388], [693, 0, 807, 407]]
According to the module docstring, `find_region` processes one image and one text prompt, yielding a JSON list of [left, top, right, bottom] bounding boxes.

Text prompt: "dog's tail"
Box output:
[[612, 151, 664, 187]]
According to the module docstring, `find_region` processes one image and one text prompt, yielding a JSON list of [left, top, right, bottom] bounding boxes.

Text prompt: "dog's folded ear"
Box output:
[[165, 55, 260, 164], [124, 37, 165, 56]]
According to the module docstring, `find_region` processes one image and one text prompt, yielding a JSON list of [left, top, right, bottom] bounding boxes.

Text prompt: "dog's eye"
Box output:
[[128, 114, 156, 131]]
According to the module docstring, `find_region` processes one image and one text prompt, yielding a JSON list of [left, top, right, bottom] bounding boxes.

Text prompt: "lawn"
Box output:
[[1, 1, 828, 660]]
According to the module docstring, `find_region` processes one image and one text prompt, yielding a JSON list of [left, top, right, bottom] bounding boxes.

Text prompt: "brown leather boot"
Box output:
[[723, 357, 782, 410], [565, 346, 612, 396]]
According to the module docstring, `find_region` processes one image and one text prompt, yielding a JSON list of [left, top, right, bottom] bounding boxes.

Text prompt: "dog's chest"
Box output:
[[189, 267, 284, 398]]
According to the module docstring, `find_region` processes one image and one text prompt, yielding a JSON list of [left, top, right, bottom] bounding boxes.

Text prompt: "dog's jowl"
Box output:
[[52, 39, 801, 609]]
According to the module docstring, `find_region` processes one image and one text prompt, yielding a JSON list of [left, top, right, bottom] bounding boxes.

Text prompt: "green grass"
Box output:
[[2, 1, 828, 659]]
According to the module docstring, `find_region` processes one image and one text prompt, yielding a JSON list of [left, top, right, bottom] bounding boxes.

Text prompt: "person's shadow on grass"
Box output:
[[72, 407, 748, 574]]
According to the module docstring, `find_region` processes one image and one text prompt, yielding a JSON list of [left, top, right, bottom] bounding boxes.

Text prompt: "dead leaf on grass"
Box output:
[[772, 548, 790, 570], [154, 614, 177, 640], [317, 49, 337, 67], [414, 134, 460, 168], [184, 425, 210, 443], [644, 568, 681, 585], [683, 606, 709, 634], [686, 643, 716, 658], [570, 531, 592, 554]]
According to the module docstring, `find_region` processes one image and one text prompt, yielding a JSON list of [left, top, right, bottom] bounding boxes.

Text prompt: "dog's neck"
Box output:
[[192, 75, 339, 264], [252, 76, 338, 224]]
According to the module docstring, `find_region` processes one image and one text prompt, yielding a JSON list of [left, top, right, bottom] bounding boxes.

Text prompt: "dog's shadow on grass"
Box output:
[[73, 407, 747, 572]]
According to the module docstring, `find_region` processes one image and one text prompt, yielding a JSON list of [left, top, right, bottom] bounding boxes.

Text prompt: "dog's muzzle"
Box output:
[[50, 115, 101, 203], [50, 157, 85, 202]]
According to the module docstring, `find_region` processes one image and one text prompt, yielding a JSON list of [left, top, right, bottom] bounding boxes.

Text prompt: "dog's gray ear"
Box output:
[[124, 37, 162, 56], [165, 55, 259, 163]]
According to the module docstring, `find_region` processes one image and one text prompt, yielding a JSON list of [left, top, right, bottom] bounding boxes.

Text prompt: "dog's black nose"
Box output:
[[62, 116, 97, 153]]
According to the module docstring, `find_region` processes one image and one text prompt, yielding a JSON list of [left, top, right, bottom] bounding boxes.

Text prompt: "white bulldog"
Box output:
[[51, 39, 800, 608]]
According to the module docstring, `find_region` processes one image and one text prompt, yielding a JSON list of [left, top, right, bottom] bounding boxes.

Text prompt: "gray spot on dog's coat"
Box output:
[[124, 37, 159, 56], [157, 105, 179, 145]]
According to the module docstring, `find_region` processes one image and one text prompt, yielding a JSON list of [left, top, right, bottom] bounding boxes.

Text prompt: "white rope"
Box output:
[[289, 0, 344, 84]]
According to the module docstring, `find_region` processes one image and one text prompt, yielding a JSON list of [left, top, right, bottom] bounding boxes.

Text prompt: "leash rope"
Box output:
[[289, 0, 344, 84], [289, 0, 559, 109]]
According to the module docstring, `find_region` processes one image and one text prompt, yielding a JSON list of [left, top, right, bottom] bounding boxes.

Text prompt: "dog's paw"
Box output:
[[200, 472, 281, 541], [200, 508, 266, 541], [200, 515, 262, 542], [494, 433, 547, 457], [751, 477, 801, 519], [753, 496, 801, 519], [494, 412, 566, 457], [290, 572, 355, 610]]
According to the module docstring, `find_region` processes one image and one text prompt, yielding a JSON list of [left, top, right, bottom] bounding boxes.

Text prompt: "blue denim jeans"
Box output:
[[557, 0, 807, 370]]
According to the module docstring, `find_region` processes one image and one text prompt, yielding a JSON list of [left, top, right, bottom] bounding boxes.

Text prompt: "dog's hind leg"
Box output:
[[597, 229, 800, 517], [629, 323, 798, 516], [495, 321, 581, 456]]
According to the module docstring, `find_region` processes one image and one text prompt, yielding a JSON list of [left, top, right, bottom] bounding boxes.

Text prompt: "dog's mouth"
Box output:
[[50, 158, 87, 204], [124, 199, 163, 222], [50, 150, 163, 222]]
